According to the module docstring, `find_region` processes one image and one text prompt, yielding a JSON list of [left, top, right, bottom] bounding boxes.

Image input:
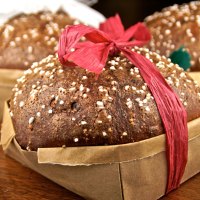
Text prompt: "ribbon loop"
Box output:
[[58, 14, 151, 74], [99, 14, 125, 40]]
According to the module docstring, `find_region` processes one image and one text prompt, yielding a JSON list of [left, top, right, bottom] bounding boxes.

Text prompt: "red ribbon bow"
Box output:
[[58, 14, 188, 194]]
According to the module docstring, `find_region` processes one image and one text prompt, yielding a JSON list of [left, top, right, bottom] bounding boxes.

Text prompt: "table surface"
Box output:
[[0, 147, 199, 200]]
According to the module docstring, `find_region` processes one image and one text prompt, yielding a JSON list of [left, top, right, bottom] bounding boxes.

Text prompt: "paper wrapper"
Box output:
[[0, 70, 24, 119], [189, 72, 200, 85], [1, 102, 200, 200], [0, 0, 105, 121]]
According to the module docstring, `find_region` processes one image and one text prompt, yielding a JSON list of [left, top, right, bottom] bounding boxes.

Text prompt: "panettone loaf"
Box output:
[[10, 47, 200, 151], [145, 1, 200, 71], [0, 10, 75, 70]]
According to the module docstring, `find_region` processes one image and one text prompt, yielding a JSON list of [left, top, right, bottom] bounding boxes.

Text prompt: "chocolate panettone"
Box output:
[[9, 47, 200, 151], [0, 10, 75, 70], [145, 1, 200, 71]]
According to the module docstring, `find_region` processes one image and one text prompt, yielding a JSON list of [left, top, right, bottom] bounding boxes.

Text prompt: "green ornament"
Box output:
[[169, 47, 191, 71]]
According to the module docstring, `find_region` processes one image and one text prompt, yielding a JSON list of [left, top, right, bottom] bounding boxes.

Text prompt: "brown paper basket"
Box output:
[[0, 69, 24, 120], [1, 101, 200, 200], [189, 72, 200, 85]]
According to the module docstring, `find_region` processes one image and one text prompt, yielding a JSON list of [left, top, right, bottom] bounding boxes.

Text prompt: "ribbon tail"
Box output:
[[121, 48, 188, 194]]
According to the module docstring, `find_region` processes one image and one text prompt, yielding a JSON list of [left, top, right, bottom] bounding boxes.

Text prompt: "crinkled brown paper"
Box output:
[[1, 101, 200, 200], [0, 69, 23, 120], [189, 72, 200, 85]]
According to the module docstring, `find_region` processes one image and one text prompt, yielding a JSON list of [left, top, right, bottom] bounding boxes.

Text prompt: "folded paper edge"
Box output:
[[1, 101, 15, 149], [189, 72, 200, 85], [0, 69, 24, 84]]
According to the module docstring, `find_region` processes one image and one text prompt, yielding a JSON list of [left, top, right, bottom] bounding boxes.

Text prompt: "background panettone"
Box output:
[[0, 10, 75, 70], [145, 1, 200, 71], [92, 0, 191, 28], [10, 47, 200, 151]]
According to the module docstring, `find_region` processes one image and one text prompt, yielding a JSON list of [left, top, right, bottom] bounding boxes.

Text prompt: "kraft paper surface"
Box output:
[[189, 72, 200, 85], [1, 101, 200, 200], [0, 69, 24, 120]]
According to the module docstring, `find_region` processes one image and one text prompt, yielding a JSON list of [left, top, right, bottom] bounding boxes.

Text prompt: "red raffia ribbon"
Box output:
[[58, 14, 188, 193]]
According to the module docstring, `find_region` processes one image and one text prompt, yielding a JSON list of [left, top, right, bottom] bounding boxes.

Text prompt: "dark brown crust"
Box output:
[[10, 47, 200, 151], [0, 10, 74, 70], [145, 1, 200, 71]]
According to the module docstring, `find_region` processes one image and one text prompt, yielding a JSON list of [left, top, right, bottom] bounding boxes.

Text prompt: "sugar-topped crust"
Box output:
[[0, 10, 76, 70], [10, 47, 200, 150]]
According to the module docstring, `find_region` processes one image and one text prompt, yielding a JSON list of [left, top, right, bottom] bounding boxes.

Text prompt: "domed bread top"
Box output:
[[0, 10, 76, 70], [10, 47, 200, 151], [145, 1, 200, 71]]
